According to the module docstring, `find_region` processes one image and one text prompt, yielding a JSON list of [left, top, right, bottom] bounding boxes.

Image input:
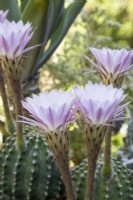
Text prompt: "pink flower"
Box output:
[[0, 20, 35, 59], [20, 89, 79, 133], [74, 82, 128, 126], [85, 48, 133, 85], [0, 10, 8, 23]]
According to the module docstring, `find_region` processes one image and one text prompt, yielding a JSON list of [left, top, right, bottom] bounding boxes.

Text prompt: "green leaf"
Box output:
[[34, 0, 86, 74], [0, 0, 21, 21], [21, 0, 49, 82], [43, 0, 64, 44], [21, 0, 29, 12], [35, 0, 64, 69]]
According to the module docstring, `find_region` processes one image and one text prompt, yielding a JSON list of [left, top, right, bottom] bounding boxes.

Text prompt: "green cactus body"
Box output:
[[128, 119, 133, 139], [0, 132, 63, 200], [72, 158, 133, 200], [121, 118, 133, 169], [1, 131, 133, 200]]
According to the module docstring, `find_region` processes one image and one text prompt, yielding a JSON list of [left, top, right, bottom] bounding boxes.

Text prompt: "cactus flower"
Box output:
[[86, 48, 133, 86], [0, 19, 39, 151], [74, 82, 127, 126], [21, 89, 78, 200], [0, 19, 38, 83], [74, 82, 129, 200], [21, 89, 78, 132], [0, 20, 34, 59], [0, 10, 8, 23]]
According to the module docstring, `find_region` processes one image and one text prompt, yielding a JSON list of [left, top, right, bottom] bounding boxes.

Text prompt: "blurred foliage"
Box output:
[[39, 0, 133, 163], [40, 0, 133, 90], [0, 0, 86, 138], [112, 131, 126, 155], [0, 0, 86, 97], [70, 124, 86, 165]]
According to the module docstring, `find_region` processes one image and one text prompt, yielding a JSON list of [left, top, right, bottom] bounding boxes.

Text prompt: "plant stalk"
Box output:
[[55, 153, 76, 200], [0, 65, 15, 134], [85, 125, 108, 200], [86, 154, 97, 200], [13, 81, 24, 151], [46, 132, 76, 200], [103, 131, 112, 177], [8, 74, 24, 151]]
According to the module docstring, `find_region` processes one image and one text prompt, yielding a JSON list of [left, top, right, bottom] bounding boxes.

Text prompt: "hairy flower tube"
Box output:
[[86, 48, 133, 87], [0, 10, 15, 134], [0, 19, 36, 150], [86, 48, 133, 181], [74, 82, 128, 200], [21, 89, 79, 200], [74, 81, 127, 154], [0, 10, 8, 23], [74, 82, 128, 148]]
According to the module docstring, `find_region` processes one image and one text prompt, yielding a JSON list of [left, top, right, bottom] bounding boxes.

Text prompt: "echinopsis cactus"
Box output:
[[0, 131, 64, 200], [72, 158, 133, 200], [0, 5, 132, 200], [21, 83, 128, 200], [1, 133, 133, 200], [85, 47, 133, 199], [0, 18, 39, 151], [73, 82, 128, 199], [20, 89, 79, 200]]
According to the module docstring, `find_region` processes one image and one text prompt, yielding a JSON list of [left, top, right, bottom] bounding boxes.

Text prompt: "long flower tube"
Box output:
[[0, 10, 15, 134], [86, 48, 133, 178], [0, 19, 37, 150], [20, 89, 79, 200], [74, 82, 128, 200]]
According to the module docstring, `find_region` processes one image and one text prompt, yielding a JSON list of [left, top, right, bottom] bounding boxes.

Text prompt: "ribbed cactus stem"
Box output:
[[0, 133, 64, 199], [103, 131, 112, 177], [72, 157, 133, 200], [0, 120, 10, 139], [0, 65, 15, 134]]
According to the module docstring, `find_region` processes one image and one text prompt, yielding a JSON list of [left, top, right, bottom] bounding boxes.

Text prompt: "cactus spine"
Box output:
[[0, 132, 64, 200], [72, 158, 133, 200]]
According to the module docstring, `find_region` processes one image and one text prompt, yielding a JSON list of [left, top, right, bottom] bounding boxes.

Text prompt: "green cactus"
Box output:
[[119, 118, 133, 169], [127, 118, 133, 149], [72, 158, 133, 200], [0, 131, 65, 200]]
